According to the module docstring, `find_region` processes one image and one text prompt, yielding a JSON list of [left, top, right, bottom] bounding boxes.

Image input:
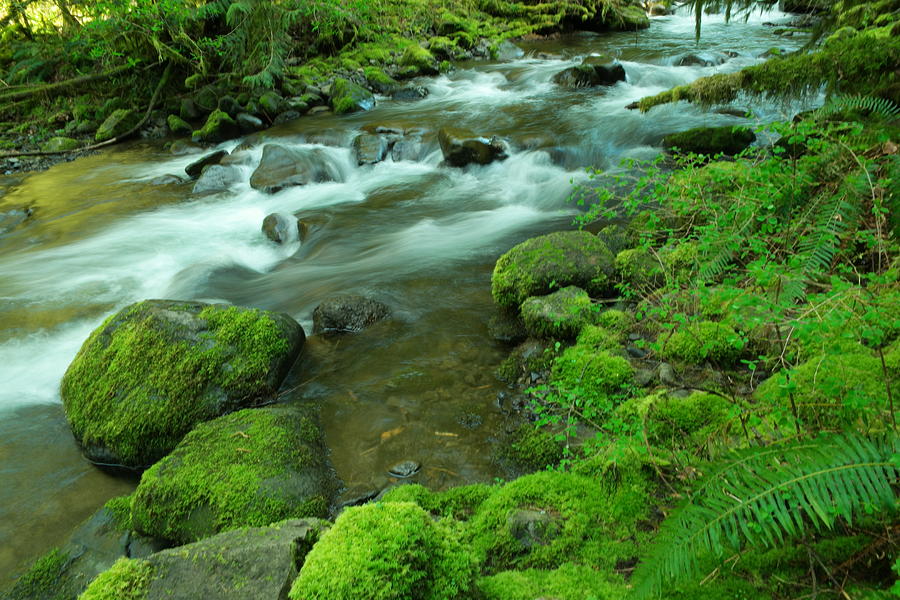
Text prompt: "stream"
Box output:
[[0, 7, 814, 582]]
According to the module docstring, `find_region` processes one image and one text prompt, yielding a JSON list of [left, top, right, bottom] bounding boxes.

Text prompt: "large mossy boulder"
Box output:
[[491, 231, 616, 309], [95, 109, 136, 142], [130, 406, 337, 544], [520, 286, 594, 339], [289, 502, 477, 600], [438, 127, 509, 167], [249, 144, 340, 194], [662, 125, 756, 156], [76, 519, 326, 600], [60, 300, 305, 469], [550, 346, 634, 405], [330, 78, 376, 115], [191, 109, 241, 144], [659, 320, 743, 365]]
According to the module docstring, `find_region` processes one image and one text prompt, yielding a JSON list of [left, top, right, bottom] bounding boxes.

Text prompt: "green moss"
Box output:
[[94, 108, 135, 142], [478, 563, 625, 600], [521, 286, 594, 339], [381, 483, 494, 520], [362, 66, 397, 92], [635, 391, 734, 448], [78, 558, 152, 600], [755, 350, 893, 427], [660, 320, 743, 364], [61, 301, 296, 468], [41, 136, 80, 152], [400, 44, 436, 71], [191, 108, 239, 143], [502, 423, 564, 471], [595, 309, 632, 335], [491, 231, 615, 309], [166, 114, 192, 135], [575, 324, 622, 351], [663, 125, 756, 156], [6, 547, 70, 600], [104, 494, 134, 532], [429, 36, 460, 59], [130, 406, 331, 545], [289, 502, 476, 600], [466, 470, 650, 573], [615, 247, 663, 289], [331, 77, 376, 114], [551, 346, 634, 402], [496, 339, 555, 383]]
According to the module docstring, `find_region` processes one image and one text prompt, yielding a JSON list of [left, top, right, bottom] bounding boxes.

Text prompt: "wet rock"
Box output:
[[191, 109, 241, 144], [391, 136, 428, 162], [308, 105, 332, 116], [192, 165, 241, 195], [95, 108, 136, 141], [781, 0, 829, 13], [131, 406, 336, 544], [250, 144, 340, 194], [41, 136, 80, 152], [352, 133, 388, 165], [312, 295, 391, 334], [185, 149, 229, 179], [438, 127, 508, 167], [236, 112, 264, 133], [675, 53, 724, 67], [166, 114, 193, 136], [662, 125, 756, 156], [391, 86, 429, 101], [634, 368, 656, 387], [387, 460, 421, 478], [217, 95, 242, 118], [262, 212, 301, 244], [331, 78, 376, 114], [658, 362, 678, 386], [169, 139, 202, 155], [149, 174, 184, 185], [0, 207, 33, 236], [487, 311, 528, 344], [179, 98, 199, 121], [552, 61, 626, 88], [273, 110, 302, 126], [258, 91, 284, 116], [60, 299, 305, 469], [626, 346, 647, 358]]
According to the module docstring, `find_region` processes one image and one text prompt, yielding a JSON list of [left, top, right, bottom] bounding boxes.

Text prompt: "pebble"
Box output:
[[387, 460, 421, 478]]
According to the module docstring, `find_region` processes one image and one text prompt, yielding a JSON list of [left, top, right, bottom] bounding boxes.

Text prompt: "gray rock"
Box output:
[[0, 207, 32, 236], [250, 144, 340, 194], [391, 136, 428, 162], [262, 212, 301, 244], [312, 295, 391, 334], [552, 62, 626, 88], [352, 134, 388, 165], [487, 311, 528, 344], [273, 110, 302, 126], [387, 460, 421, 478], [236, 112, 264, 133], [217, 95, 242, 117], [192, 165, 241, 195], [507, 509, 560, 549], [438, 127, 508, 167], [658, 362, 678, 386], [258, 91, 284, 116], [149, 174, 184, 185], [185, 149, 229, 179], [390, 86, 429, 101]]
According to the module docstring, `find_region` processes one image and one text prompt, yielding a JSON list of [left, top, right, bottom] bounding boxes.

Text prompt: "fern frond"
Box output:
[[815, 94, 900, 120], [630, 433, 899, 599]]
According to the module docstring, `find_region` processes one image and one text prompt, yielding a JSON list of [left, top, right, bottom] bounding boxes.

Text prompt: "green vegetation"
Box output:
[[520, 286, 595, 339], [77, 558, 152, 600], [659, 320, 744, 364], [4, 548, 70, 600]]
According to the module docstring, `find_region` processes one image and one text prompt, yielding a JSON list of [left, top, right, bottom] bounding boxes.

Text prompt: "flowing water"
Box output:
[[0, 8, 814, 582]]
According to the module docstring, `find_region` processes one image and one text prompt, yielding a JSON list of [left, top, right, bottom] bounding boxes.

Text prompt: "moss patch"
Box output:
[[331, 77, 376, 114], [520, 286, 594, 339], [492, 231, 615, 309], [78, 558, 152, 600], [477, 563, 625, 600], [662, 125, 756, 156], [191, 109, 240, 143], [551, 346, 634, 405], [381, 483, 494, 520], [130, 405, 334, 545], [660, 320, 743, 365], [501, 423, 565, 471], [289, 502, 476, 600], [5, 547, 70, 600]]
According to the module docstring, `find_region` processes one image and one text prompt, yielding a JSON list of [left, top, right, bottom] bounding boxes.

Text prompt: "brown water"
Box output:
[[0, 8, 813, 583]]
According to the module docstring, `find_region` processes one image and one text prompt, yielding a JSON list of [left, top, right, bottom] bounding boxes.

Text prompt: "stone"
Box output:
[[0, 207, 33, 236], [191, 109, 241, 144], [60, 299, 305, 469], [438, 127, 508, 167], [648, 2, 669, 15], [390, 86, 429, 101], [184, 149, 229, 179], [179, 98, 199, 121], [217, 95, 242, 117], [273, 110, 302, 126], [262, 212, 302, 244], [258, 91, 284, 116], [312, 295, 391, 334], [507, 509, 560, 549], [330, 78, 376, 114], [95, 109, 136, 141], [521, 286, 594, 340], [236, 112, 264, 133], [166, 114, 193, 135], [675, 53, 724, 67], [387, 460, 421, 478], [149, 174, 184, 185], [169, 139, 202, 155], [487, 311, 528, 344], [41, 136, 80, 152], [192, 165, 241, 195], [662, 125, 756, 156], [552, 62, 626, 88], [391, 136, 428, 162], [399, 45, 438, 76], [131, 406, 337, 544], [658, 362, 678, 386], [352, 133, 388, 165], [250, 144, 340, 194]]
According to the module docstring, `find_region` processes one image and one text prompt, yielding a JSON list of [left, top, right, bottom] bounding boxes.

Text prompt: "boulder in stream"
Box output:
[[262, 212, 302, 244], [521, 286, 594, 340], [60, 299, 305, 469], [662, 125, 756, 156], [352, 133, 389, 165], [330, 78, 376, 115], [312, 295, 391, 334], [491, 230, 616, 309], [438, 127, 508, 167], [184, 149, 229, 179], [131, 405, 337, 544], [250, 144, 340, 194], [192, 165, 241, 195], [191, 109, 241, 144], [552, 60, 626, 88]]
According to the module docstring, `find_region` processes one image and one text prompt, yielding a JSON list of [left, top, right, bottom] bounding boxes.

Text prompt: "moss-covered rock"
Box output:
[[94, 109, 135, 142], [165, 114, 192, 136], [660, 320, 743, 364], [755, 350, 893, 427], [41, 136, 80, 152], [619, 391, 734, 448], [477, 563, 625, 600], [78, 558, 152, 600], [496, 339, 554, 383], [466, 470, 650, 573], [61, 300, 305, 468], [191, 109, 240, 144], [363, 67, 398, 94], [380, 483, 494, 520], [289, 502, 477, 600], [521, 286, 594, 339], [130, 405, 336, 544], [575, 324, 623, 351], [399, 44, 437, 76], [491, 231, 616, 309], [500, 423, 565, 471], [4, 548, 72, 600], [615, 247, 663, 289], [595, 309, 633, 336], [662, 125, 756, 156], [330, 78, 376, 115], [550, 346, 634, 404]]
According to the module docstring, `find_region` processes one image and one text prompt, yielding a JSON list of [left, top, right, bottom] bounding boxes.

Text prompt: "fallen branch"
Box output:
[[0, 61, 140, 103]]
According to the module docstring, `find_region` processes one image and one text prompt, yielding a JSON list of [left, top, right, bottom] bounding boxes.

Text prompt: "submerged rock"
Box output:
[[250, 144, 340, 194], [131, 405, 337, 544], [387, 460, 422, 478], [391, 86, 429, 101], [60, 299, 305, 469], [312, 295, 391, 334], [438, 127, 508, 167]]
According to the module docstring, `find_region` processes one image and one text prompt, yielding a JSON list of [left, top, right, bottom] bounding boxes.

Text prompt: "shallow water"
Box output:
[[0, 7, 813, 582]]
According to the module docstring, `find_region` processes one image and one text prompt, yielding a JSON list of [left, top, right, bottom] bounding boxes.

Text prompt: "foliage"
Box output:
[[78, 558, 152, 600], [629, 433, 899, 598]]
